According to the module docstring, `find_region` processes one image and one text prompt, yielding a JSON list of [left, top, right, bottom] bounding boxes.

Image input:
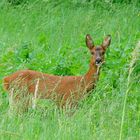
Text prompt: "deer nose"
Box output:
[[95, 58, 101, 64]]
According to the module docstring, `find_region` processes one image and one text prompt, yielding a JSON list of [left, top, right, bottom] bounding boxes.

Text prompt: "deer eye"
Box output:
[[91, 52, 94, 55], [102, 52, 105, 55]]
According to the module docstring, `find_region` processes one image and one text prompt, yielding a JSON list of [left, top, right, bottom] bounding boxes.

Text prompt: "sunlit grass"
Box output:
[[0, 1, 140, 140]]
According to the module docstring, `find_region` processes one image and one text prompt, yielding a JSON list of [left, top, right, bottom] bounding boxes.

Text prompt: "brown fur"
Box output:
[[3, 34, 111, 107]]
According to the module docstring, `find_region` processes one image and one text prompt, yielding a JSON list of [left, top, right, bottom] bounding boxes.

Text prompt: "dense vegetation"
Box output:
[[0, 0, 139, 139]]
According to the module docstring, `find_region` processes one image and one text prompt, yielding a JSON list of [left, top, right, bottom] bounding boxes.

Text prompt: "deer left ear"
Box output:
[[102, 35, 111, 50], [86, 34, 94, 50]]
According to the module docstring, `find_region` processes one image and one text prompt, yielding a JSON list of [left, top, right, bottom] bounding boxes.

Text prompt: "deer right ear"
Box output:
[[102, 35, 111, 50], [86, 34, 94, 49]]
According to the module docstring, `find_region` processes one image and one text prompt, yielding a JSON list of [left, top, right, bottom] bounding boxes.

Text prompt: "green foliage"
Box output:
[[7, 0, 27, 5], [7, 0, 35, 5], [0, 1, 140, 140], [5, 0, 140, 7]]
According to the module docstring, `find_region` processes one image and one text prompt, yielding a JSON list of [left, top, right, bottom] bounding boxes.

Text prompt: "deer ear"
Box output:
[[86, 34, 94, 49], [102, 35, 111, 49]]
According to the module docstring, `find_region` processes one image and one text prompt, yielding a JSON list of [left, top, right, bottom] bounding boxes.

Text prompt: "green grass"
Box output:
[[0, 1, 140, 140]]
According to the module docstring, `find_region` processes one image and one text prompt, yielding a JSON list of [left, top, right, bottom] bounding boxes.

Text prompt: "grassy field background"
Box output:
[[0, 0, 140, 139]]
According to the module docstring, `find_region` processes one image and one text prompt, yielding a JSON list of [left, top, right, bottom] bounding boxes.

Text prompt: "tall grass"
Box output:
[[0, 1, 140, 140], [119, 41, 140, 140]]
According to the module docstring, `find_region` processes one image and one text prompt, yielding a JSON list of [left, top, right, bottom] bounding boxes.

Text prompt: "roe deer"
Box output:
[[3, 34, 111, 108]]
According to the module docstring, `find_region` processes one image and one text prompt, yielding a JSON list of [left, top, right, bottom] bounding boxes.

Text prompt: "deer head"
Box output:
[[86, 34, 111, 66]]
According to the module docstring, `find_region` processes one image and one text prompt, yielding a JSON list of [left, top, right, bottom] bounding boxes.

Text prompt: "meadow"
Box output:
[[0, 0, 140, 139]]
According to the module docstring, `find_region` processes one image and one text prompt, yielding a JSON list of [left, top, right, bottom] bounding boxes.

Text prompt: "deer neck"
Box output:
[[84, 59, 101, 91]]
